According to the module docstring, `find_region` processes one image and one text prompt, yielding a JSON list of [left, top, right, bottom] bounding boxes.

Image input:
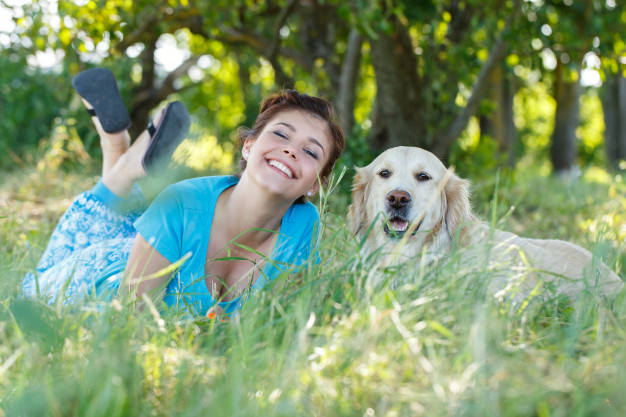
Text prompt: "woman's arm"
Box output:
[[120, 233, 173, 301]]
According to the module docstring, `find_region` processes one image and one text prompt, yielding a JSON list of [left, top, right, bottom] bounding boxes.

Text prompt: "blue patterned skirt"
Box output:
[[22, 181, 147, 304]]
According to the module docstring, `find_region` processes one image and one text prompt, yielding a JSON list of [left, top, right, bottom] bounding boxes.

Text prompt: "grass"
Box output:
[[0, 162, 625, 416]]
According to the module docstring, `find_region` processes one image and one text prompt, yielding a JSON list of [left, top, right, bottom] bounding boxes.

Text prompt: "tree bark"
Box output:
[[368, 16, 425, 151], [336, 29, 363, 135], [550, 60, 581, 176], [601, 66, 626, 170]]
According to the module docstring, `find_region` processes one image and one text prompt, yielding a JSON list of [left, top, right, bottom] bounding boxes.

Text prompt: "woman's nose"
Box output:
[[282, 147, 297, 159]]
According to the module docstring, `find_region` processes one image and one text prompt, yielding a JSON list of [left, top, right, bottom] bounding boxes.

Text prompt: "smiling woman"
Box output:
[[22, 70, 346, 318], [241, 110, 330, 203], [239, 90, 345, 185]]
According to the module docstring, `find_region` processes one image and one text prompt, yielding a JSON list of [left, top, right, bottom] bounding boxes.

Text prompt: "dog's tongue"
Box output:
[[390, 219, 408, 232]]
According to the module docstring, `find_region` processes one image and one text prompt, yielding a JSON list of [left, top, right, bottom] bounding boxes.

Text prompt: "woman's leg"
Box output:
[[23, 69, 190, 302], [34, 87, 184, 272], [24, 105, 180, 301], [75, 68, 190, 198], [72, 68, 132, 177], [81, 97, 131, 177], [21, 181, 146, 301], [27, 70, 144, 276], [33, 182, 146, 276], [101, 108, 167, 198]]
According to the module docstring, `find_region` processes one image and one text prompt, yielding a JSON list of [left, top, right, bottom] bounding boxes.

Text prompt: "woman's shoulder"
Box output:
[[283, 201, 320, 225], [155, 175, 238, 212], [166, 175, 237, 198], [274, 202, 320, 261], [171, 175, 238, 191]]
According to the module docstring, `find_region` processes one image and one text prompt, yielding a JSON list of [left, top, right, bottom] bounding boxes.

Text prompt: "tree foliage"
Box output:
[[1, 0, 624, 172]]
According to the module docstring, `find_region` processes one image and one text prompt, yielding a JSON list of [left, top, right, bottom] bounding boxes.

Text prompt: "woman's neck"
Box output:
[[214, 176, 293, 246]]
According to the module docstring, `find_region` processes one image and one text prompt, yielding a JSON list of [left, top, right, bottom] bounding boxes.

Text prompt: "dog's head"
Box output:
[[348, 146, 472, 255]]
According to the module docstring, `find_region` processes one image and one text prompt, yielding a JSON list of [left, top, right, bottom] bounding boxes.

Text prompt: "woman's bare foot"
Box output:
[[102, 107, 166, 198], [81, 98, 131, 176]]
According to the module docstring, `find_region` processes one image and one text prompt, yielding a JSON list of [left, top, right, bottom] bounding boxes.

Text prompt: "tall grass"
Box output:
[[1, 166, 624, 416]]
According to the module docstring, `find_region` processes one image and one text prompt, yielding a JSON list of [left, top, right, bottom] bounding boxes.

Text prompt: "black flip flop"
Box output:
[[142, 101, 191, 176], [71, 68, 131, 134]]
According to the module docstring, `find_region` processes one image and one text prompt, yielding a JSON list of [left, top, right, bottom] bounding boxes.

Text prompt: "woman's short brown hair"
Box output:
[[236, 89, 345, 203]]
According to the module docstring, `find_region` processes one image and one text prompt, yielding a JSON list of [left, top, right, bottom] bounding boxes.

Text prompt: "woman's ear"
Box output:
[[307, 171, 331, 197], [242, 139, 254, 160], [306, 181, 321, 197]]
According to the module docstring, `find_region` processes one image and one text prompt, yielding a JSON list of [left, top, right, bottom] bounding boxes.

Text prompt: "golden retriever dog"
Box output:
[[348, 146, 623, 300]]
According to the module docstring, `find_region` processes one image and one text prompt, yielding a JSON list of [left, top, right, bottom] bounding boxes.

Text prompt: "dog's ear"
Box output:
[[442, 171, 472, 240], [348, 166, 371, 236]]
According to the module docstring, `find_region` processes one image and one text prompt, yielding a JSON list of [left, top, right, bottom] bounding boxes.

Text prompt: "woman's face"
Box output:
[[242, 109, 331, 201]]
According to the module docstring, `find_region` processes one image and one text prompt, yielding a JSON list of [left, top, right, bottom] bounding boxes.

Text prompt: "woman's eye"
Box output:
[[304, 149, 318, 159], [378, 169, 390, 178], [274, 131, 288, 139], [416, 172, 431, 182]]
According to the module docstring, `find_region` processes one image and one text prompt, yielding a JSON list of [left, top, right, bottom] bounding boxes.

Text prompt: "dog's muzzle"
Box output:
[[383, 190, 421, 238]]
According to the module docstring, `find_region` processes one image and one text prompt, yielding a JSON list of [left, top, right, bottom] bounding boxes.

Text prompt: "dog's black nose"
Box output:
[[387, 190, 411, 208]]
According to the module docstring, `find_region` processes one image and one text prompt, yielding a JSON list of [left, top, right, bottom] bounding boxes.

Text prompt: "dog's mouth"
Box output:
[[383, 216, 421, 238]]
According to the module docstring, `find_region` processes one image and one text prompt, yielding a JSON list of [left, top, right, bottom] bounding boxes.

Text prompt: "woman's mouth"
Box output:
[[268, 159, 294, 178]]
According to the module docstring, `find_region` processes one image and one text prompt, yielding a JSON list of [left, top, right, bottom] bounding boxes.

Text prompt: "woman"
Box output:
[[22, 68, 345, 317]]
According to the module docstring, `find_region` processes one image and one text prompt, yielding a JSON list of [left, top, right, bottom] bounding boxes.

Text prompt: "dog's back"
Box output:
[[463, 223, 623, 300]]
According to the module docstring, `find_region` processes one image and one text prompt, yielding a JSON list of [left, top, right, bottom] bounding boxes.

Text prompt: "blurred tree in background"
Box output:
[[0, 0, 624, 176]]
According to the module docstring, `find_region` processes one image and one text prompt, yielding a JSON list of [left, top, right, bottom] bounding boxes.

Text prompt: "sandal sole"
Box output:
[[142, 101, 191, 175], [72, 68, 131, 134]]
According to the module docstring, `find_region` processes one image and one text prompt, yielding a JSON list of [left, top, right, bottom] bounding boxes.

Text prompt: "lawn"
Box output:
[[1, 162, 625, 416]]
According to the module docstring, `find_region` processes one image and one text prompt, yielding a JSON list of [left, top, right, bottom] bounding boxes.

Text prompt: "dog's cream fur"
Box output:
[[348, 146, 623, 299]]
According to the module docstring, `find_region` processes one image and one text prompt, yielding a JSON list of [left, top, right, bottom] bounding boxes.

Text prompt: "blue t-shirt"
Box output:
[[132, 175, 319, 316]]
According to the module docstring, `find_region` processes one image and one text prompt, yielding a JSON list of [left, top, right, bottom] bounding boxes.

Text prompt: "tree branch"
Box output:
[[217, 25, 315, 72], [434, 0, 522, 157], [117, 6, 206, 53], [129, 54, 199, 137], [268, 0, 298, 60], [158, 55, 201, 100]]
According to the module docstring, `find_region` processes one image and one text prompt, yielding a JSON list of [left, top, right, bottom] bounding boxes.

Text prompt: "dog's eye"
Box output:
[[416, 172, 431, 182], [378, 169, 391, 178]]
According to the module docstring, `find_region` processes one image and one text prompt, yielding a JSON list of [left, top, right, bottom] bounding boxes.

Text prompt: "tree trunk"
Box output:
[[601, 66, 626, 170], [129, 39, 158, 139], [501, 73, 517, 167], [368, 16, 425, 151], [479, 63, 517, 166], [550, 60, 581, 176], [336, 29, 363, 136]]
